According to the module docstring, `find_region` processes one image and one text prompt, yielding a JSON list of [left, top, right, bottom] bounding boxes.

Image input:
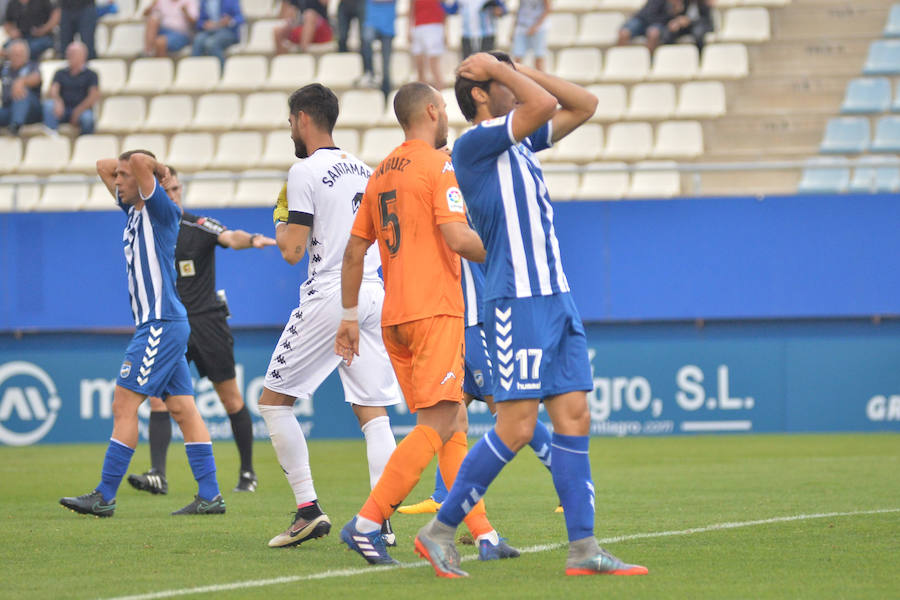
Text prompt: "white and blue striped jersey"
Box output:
[[461, 258, 485, 327], [117, 180, 187, 325], [452, 110, 570, 302]]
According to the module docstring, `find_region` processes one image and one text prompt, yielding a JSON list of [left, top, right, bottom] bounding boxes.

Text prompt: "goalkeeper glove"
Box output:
[[273, 182, 288, 225]]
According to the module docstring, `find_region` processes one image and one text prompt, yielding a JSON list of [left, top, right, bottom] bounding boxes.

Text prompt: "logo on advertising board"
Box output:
[[0, 361, 62, 446]]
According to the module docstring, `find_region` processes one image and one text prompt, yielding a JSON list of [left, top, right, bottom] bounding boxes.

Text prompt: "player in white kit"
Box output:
[[258, 83, 402, 549]]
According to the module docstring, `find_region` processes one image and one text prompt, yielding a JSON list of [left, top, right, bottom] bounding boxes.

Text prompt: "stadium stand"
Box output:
[[870, 115, 900, 152], [819, 117, 870, 154], [848, 154, 900, 192], [840, 77, 892, 114], [797, 157, 851, 194]]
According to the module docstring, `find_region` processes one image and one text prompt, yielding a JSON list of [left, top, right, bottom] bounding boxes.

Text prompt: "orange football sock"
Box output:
[[359, 424, 443, 523], [437, 431, 492, 539]]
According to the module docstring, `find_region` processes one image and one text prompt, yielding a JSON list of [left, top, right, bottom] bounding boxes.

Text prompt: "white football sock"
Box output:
[[258, 404, 317, 505], [360, 414, 396, 489]]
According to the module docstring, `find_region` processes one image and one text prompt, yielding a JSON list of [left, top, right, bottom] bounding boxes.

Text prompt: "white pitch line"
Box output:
[[102, 508, 900, 600]]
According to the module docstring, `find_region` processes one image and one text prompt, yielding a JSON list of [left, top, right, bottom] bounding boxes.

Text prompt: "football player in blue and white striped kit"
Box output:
[[414, 52, 648, 578], [60, 150, 224, 517]]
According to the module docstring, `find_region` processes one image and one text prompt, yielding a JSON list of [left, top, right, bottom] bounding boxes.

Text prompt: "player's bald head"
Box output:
[[393, 82, 440, 129]]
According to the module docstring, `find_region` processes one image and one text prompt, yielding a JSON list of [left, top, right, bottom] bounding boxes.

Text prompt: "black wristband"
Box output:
[[249, 234, 260, 245]]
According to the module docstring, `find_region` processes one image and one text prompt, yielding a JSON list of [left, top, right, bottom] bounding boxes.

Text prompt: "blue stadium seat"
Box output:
[[870, 116, 900, 152], [862, 40, 900, 75], [885, 4, 900, 38], [840, 78, 891, 114], [849, 156, 900, 193], [797, 158, 850, 194], [819, 117, 870, 154], [891, 81, 900, 112]]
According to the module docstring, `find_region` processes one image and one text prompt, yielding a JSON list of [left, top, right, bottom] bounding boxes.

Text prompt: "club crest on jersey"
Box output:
[[441, 161, 454, 173], [178, 260, 196, 277], [446, 187, 464, 213], [474, 370, 484, 388], [120, 361, 131, 378]]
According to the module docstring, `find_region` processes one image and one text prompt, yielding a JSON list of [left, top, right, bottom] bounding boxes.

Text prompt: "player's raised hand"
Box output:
[[252, 234, 277, 248], [273, 182, 289, 225], [457, 52, 501, 82], [334, 321, 360, 366]]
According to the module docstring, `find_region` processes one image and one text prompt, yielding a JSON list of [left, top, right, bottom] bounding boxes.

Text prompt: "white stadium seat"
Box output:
[[21, 136, 71, 175], [719, 7, 770, 42], [67, 135, 120, 173], [259, 130, 296, 168], [94, 22, 109, 56], [106, 23, 145, 57], [676, 81, 726, 118], [547, 13, 578, 49], [627, 160, 681, 198], [242, 0, 276, 18], [699, 43, 749, 79], [40, 60, 65, 95], [602, 46, 650, 81], [340, 89, 386, 127], [652, 120, 704, 158], [551, 123, 603, 162], [239, 19, 281, 55], [234, 170, 286, 206], [212, 131, 263, 170], [266, 54, 316, 90], [317, 52, 364, 89], [88, 58, 127, 94], [599, 0, 643, 9], [219, 55, 269, 91], [97, 96, 146, 133], [167, 133, 214, 171], [191, 93, 242, 131], [627, 83, 676, 120], [185, 172, 235, 207], [360, 127, 405, 166], [124, 58, 174, 94], [441, 88, 467, 127], [122, 134, 168, 161], [555, 48, 602, 85], [37, 177, 89, 211], [172, 57, 221, 93], [142, 94, 194, 132], [0, 175, 41, 211], [542, 163, 580, 201], [0, 137, 23, 174], [649, 44, 699, 81], [576, 162, 629, 200], [588, 84, 626, 122], [577, 12, 624, 46], [84, 182, 117, 210], [240, 92, 288, 129], [333, 128, 361, 157], [603, 122, 653, 160]]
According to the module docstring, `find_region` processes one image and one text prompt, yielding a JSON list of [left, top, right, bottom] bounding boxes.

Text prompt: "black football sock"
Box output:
[[149, 410, 172, 476], [228, 405, 254, 473]]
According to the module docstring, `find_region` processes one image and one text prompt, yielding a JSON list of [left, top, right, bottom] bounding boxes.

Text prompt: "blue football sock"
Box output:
[[96, 438, 134, 502], [436, 428, 515, 528], [529, 418, 553, 471], [185, 442, 220, 500], [432, 467, 448, 504], [551, 433, 595, 542]]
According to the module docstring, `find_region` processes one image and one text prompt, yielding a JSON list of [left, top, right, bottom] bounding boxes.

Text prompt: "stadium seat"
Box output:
[[699, 43, 749, 79], [97, 96, 146, 133], [360, 127, 405, 165], [239, 92, 289, 129], [167, 133, 214, 171], [143, 94, 193, 132], [849, 155, 900, 193], [542, 163, 580, 201], [191, 93, 241, 130], [495, 14, 514, 48], [259, 130, 296, 168], [172, 57, 221, 93], [94, 22, 109, 56], [599, 0, 642, 9], [718, 7, 770, 42], [219, 55, 268, 91], [863, 40, 900, 76], [0, 137, 23, 175], [66, 135, 119, 173], [627, 83, 676, 119], [391, 51, 412, 87], [602, 46, 650, 81], [340, 89, 387, 127], [39, 60, 65, 95], [317, 52, 364, 89], [36, 176, 89, 211], [266, 54, 316, 90], [0, 175, 41, 211], [652, 120, 704, 158], [106, 23, 145, 57], [676, 81, 726, 118], [122, 133, 168, 161], [892, 81, 900, 113], [445, 15, 462, 51], [393, 16, 410, 51], [185, 172, 235, 207], [212, 131, 262, 170], [234, 170, 285, 206], [441, 87, 467, 127], [627, 161, 680, 198], [551, 123, 603, 162], [576, 12, 624, 46], [243, 0, 276, 18], [333, 128, 361, 157], [554, 0, 597, 12], [84, 182, 116, 210], [546, 13, 579, 49], [102, 0, 135, 22], [819, 117, 870, 154], [603, 122, 652, 159], [840, 78, 891, 115], [239, 19, 281, 55], [88, 58, 127, 94], [20, 136, 71, 175], [796, 157, 850, 194], [870, 116, 900, 153], [575, 162, 629, 200], [124, 58, 174, 94], [885, 3, 900, 38], [587, 84, 626, 122], [555, 48, 602, 85], [380, 89, 400, 125], [649, 44, 699, 81]]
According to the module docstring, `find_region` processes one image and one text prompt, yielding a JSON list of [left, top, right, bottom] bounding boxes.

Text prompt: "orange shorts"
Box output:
[[288, 16, 333, 44], [382, 315, 464, 413]]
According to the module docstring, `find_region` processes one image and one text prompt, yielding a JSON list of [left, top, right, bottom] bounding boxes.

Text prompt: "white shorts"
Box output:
[[411, 23, 445, 57], [264, 282, 401, 407]]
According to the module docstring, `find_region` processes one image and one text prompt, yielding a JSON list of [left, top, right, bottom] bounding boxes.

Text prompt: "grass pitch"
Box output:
[[1, 433, 898, 599]]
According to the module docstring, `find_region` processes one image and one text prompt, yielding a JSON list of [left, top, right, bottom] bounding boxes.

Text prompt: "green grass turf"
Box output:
[[1, 433, 898, 599]]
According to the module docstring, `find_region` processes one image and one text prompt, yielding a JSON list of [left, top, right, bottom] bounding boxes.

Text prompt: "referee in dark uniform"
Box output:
[[129, 167, 276, 494]]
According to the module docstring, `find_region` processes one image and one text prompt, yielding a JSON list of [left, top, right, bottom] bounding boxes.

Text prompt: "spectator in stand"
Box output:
[[409, 0, 445, 90], [42, 40, 98, 135], [143, 0, 198, 57], [510, 0, 548, 71], [191, 0, 243, 68], [3, 0, 60, 59], [273, 0, 331, 55], [355, 0, 394, 98], [617, 0, 671, 52], [0, 39, 41, 134], [59, 0, 97, 59], [449, 0, 505, 60], [661, 0, 711, 51], [336, 0, 363, 53]]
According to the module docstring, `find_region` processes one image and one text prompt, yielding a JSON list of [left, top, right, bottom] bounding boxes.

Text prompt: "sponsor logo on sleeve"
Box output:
[[446, 187, 464, 213]]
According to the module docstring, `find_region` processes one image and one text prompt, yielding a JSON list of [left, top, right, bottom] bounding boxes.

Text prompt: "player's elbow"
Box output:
[[535, 93, 559, 122]]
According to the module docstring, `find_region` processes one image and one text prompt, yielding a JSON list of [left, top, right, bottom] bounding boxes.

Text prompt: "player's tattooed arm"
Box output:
[[275, 219, 311, 265]]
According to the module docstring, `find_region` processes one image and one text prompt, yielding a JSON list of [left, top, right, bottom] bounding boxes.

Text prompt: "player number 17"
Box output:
[[515, 348, 542, 380]]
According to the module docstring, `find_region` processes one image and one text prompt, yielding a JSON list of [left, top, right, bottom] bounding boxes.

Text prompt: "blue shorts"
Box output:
[[621, 16, 664, 39], [159, 27, 192, 52], [116, 319, 194, 399], [484, 293, 593, 402], [463, 323, 494, 401], [511, 25, 548, 59]]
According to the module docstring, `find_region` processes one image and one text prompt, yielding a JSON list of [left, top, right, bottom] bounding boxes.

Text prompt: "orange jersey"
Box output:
[[351, 139, 468, 326]]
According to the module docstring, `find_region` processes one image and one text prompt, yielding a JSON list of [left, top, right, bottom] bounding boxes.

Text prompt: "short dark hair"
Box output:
[[166, 165, 178, 177], [393, 82, 437, 129], [288, 83, 339, 133], [454, 51, 514, 122], [118, 149, 156, 161]]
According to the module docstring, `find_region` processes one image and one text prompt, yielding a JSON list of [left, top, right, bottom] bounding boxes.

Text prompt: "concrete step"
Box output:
[[702, 114, 829, 157], [724, 75, 849, 115], [772, 3, 890, 40]]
